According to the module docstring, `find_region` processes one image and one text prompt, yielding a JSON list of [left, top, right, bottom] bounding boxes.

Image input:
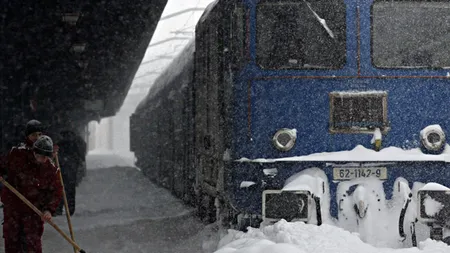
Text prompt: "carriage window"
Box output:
[[256, 0, 346, 69], [231, 6, 247, 69], [372, 1, 450, 68]]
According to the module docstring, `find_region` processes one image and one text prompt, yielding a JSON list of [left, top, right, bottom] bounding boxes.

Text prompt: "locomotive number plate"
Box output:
[[333, 167, 387, 180]]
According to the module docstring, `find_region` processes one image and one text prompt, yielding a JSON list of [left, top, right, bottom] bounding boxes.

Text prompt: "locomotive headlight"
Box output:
[[273, 128, 297, 151], [420, 125, 446, 152]]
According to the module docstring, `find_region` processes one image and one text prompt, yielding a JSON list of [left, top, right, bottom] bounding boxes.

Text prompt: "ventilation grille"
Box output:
[[329, 91, 388, 133]]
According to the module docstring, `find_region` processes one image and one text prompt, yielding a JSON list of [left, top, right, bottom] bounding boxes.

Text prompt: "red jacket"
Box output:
[[1, 145, 63, 214], [24, 138, 34, 149], [1, 138, 33, 176]]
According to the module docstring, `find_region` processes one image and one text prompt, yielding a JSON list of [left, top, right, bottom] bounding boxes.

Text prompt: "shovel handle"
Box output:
[[55, 154, 77, 253]]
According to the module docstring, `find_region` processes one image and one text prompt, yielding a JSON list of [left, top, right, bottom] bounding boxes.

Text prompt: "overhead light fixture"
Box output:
[[71, 43, 87, 53], [62, 13, 80, 25], [75, 60, 89, 69], [81, 72, 91, 79]]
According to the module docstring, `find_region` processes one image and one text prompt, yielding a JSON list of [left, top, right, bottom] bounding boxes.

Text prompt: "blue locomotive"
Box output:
[[131, 0, 450, 246]]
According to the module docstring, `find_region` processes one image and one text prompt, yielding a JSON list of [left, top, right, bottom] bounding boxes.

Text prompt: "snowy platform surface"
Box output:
[[86, 149, 135, 169], [0, 152, 216, 253]]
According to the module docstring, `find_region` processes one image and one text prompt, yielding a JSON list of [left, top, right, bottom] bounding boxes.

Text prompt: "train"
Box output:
[[130, 0, 450, 246]]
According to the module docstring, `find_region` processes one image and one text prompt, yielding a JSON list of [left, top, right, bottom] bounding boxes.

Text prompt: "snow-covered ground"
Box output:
[[215, 220, 450, 253], [0, 152, 218, 253], [86, 148, 135, 169]]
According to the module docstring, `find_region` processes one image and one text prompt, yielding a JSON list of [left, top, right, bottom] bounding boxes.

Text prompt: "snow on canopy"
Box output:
[[135, 0, 220, 114], [135, 39, 194, 113]]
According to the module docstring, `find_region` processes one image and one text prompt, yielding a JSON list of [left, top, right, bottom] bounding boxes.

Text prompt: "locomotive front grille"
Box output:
[[262, 190, 309, 222], [329, 91, 388, 133]]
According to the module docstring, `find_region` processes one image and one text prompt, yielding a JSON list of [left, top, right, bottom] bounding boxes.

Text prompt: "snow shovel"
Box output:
[[55, 153, 77, 253], [0, 177, 87, 253]]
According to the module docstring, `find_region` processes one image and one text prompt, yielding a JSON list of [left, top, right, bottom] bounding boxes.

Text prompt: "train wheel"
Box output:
[[215, 197, 253, 232], [205, 194, 216, 223], [196, 188, 216, 223], [215, 197, 231, 229], [195, 187, 207, 222], [236, 214, 251, 232]]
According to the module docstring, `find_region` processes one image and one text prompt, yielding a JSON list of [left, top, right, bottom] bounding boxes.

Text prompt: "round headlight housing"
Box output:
[[420, 125, 446, 152], [273, 128, 297, 151]]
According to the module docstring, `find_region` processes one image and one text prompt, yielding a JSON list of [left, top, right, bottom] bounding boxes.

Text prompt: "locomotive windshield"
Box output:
[[372, 1, 450, 68], [256, 0, 346, 69]]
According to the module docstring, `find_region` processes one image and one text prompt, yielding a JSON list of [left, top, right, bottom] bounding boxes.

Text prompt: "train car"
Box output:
[[131, 39, 197, 205], [131, 0, 450, 246]]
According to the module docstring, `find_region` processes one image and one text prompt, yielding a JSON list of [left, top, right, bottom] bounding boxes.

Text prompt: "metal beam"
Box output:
[[133, 71, 161, 80], [147, 37, 191, 48], [160, 8, 205, 21], [140, 56, 174, 65], [170, 31, 194, 35], [131, 84, 152, 89], [127, 87, 150, 95]]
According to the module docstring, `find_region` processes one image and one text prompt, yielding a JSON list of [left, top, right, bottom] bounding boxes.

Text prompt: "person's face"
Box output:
[[34, 152, 48, 163], [27, 132, 42, 143]]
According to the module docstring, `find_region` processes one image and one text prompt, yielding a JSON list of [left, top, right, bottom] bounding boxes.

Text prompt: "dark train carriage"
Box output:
[[131, 40, 197, 203], [131, 0, 237, 219], [192, 1, 234, 221]]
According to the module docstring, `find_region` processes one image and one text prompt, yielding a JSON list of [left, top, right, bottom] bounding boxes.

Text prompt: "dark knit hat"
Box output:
[[25, 120, 44, 136], [33, 135, 53, 157]]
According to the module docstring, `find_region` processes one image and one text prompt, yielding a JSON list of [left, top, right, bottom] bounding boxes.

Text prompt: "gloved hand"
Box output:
[[41, 210, 52, 222]]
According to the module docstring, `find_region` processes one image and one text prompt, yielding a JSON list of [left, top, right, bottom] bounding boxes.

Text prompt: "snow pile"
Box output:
[[240, 181, 256, 188], [424, 196, 444, 217], [371, 127, 382, 144], [420, 183, 450, 218], [86, 149, 135, 169], [282, 168, 331, 224], [215, 220, 450, 253]]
